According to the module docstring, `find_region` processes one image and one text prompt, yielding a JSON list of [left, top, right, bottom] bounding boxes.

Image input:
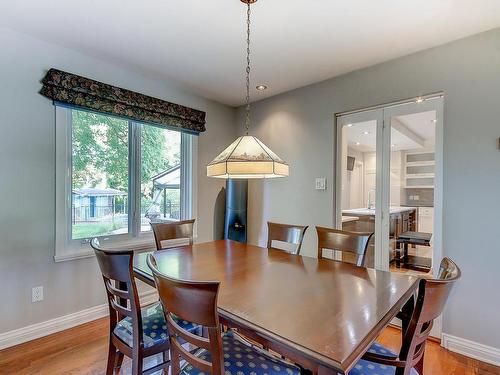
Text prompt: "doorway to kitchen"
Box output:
[[335, 94, 443, 276], [335, 95, 444, 338]]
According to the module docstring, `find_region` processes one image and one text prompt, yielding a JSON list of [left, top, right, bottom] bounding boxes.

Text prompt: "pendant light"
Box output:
[[207, 0, 289, 179]]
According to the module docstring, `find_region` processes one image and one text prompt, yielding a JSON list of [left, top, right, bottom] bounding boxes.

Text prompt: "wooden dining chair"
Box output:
[[316, 226, 374, 266], [396, 257, 461, 342], [267, 221, 308, 255], [146, 254, 301, 375], [351, 257, 461, 375], [91, 238, 199, 375], [151, 219, 195, 250]]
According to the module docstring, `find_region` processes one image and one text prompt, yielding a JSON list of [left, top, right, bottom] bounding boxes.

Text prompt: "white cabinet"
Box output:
[[418, 207, 434, 233]]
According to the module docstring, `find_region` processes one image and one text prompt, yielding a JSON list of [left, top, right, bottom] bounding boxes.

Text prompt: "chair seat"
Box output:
[[114, 302, 199, 348], [181, 330, 300, 375], [349, 342, 419, 375]]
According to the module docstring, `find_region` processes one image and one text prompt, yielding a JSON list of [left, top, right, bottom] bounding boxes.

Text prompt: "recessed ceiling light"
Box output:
[[256, 85, 268, 91], [416, 97, 424, 103], [363, 131, 370, 135], [391, 144, 396, 147], [432, 119, 437, 123], [347, 124, 353, 127], [355, 142, 360, 146]]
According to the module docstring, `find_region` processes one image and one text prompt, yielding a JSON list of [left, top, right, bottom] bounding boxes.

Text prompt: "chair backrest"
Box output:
[[267, 221, 308, 255], [151, 219, 195, 250], [91, 238, 143, 347], [397, 257, 461, 375], [147, 254, 224, 375], [316, 226, 374, 266]]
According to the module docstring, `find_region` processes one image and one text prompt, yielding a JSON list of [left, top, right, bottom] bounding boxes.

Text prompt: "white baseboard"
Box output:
[[442, 333, 500, 367], [0, 289, 158, 350]]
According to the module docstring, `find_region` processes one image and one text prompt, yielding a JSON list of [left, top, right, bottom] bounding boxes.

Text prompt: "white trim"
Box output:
[[335, 109, 387, 270], [54, 106, 196, 262], [0, 290, 158, 350], [442, 333, 500, 367], [53, 235, 191, 262]]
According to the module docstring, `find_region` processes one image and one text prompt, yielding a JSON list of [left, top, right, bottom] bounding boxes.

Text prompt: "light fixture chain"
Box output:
[[245, 2, 251, 135]]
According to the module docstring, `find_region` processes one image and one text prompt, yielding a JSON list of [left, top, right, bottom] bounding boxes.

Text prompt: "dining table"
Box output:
[[133, 239, 419, 375]]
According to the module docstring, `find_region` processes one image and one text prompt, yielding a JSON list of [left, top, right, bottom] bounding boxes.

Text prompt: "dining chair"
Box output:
[[91, 238, 198, 375], [267, 221, 308, 255], [146, 254, 302, 375], [315, 226, 374, 266], [151, 219, 195, 250], [351, 257, 461, 375], [396, 257, 460, 343]]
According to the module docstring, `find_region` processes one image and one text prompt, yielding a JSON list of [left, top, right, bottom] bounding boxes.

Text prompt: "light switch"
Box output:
[[315, 178, 326, 190]]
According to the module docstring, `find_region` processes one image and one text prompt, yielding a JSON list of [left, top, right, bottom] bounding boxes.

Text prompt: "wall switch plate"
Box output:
[[32, 286, 44, 303], [315, 178, 326, 190]]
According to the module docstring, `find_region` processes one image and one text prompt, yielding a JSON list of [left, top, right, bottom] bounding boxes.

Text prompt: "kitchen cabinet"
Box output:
[[418, 207, 434, 233]]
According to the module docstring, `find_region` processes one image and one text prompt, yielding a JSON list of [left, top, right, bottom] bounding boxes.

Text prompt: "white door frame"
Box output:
[[382, 97, 444, 277], [335, 94, 444, 337], [382, 97, 444, 338], [336, 109, 387, 270]]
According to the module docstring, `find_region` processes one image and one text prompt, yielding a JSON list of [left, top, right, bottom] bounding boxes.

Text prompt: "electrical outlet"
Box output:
[[32, 286, 44, 303]]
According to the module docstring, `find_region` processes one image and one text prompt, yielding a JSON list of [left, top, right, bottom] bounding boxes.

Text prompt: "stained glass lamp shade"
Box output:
[[207, 135, 289, 179]]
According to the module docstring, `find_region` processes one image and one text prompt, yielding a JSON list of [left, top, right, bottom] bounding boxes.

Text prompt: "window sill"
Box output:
[[54, 234, 195, 262], [54, 249, 96, 262]]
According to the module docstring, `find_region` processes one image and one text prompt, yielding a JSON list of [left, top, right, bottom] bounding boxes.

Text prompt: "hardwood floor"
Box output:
[[0, 318, 498, 375]]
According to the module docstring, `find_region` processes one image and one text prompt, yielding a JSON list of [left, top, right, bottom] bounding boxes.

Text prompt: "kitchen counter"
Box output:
[[342, 206, 419, 267], [342, 206, 417, 216], [342, 216, 359, 223]]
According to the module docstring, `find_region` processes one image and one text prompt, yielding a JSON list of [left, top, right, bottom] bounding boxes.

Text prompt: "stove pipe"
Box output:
[[224, 179, 248, 243]]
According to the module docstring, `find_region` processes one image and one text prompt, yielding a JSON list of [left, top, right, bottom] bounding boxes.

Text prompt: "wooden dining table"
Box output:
[[133, 239, 419, 375]]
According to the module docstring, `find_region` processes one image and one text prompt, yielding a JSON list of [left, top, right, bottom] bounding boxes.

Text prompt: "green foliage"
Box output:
[[72, 110, 129, 190], [72, 110, 180, 201]]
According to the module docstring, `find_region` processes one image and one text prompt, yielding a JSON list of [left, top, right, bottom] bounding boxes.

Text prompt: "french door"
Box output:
[[335, 96, 443, 274], [336, 109, 387, 270], [336, 95, 443, 336]]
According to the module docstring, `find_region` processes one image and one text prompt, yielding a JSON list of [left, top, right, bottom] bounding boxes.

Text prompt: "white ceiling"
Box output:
[[2, 1, 500, 106], [347, 110, 436, 152]]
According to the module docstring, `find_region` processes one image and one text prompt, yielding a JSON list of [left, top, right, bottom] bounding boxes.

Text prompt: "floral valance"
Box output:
[[40, 68, 206, 133]]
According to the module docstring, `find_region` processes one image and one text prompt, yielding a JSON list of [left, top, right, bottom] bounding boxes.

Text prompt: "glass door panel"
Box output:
[[336, 109, 386, 269], [383, 100, 441, 276], [383, 97, 443, 338]]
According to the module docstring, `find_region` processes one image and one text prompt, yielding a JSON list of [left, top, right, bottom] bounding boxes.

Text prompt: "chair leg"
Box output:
[[415, 352, 424, 375], [115, 351, 124, 369], [132, 352, 143, 375], [106, 341, 117, 375]]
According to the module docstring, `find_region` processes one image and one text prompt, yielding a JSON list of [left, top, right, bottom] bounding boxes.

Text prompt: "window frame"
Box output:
[[54, 106, 196, 262]]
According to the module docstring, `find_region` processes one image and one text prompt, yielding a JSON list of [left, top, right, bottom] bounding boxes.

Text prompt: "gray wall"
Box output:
[[237, 28, 500, 349], [0, 28, 236, 333]]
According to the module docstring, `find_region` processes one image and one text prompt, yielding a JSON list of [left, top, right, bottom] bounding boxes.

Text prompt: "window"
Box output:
[[55, 106, 195, 261]]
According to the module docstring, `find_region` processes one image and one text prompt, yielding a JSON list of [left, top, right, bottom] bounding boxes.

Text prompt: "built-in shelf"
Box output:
[[406, 152, 435, 163], [404, 151, 435, 189]]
